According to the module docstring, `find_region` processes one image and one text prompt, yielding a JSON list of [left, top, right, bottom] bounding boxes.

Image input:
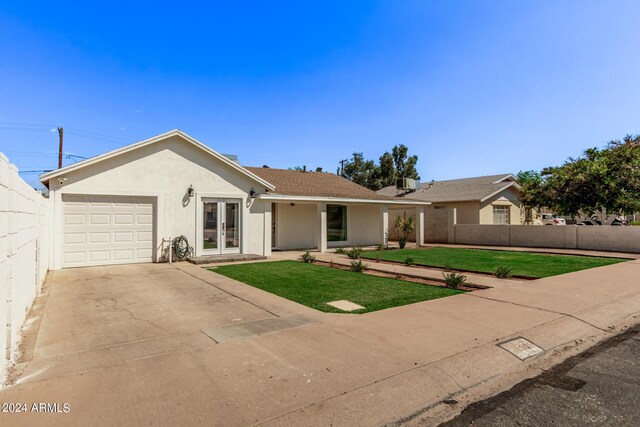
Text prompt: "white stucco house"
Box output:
[[40, 130, 429, 270]]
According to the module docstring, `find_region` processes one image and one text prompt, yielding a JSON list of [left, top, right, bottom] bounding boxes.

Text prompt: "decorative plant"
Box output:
[[494, 266, 513, 279], [443, 271, 466, 289], [403, 256, 415, 266], [300, 251, 316, 264], [349, 260, 368, 273], [334, 247, 347, 255], [394, 213, 415, 249], [346, 246, 362, 259]]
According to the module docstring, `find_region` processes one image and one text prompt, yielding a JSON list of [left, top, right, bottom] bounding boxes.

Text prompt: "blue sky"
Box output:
[[1, 1, 639, 188]]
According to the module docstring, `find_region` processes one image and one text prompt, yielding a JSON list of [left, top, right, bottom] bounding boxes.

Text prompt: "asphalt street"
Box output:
[[441, 325, 640, 426]]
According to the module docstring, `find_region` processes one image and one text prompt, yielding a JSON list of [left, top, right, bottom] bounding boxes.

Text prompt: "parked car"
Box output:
[[577, 219, 600, 226], [542, 214, 566, 225]]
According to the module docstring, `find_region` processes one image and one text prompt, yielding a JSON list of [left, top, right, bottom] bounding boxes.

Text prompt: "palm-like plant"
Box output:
[[394, 214, 415, 249]]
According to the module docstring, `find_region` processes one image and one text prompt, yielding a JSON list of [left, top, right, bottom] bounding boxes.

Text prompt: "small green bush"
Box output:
[[349, 260, 368, 273], [443, 271, 466, 289], [443, 263, 453, 272], [494, 266, 513, 279], [376, 243, 385, 251], [403, 256, 415, 266], [375, 255, 382, 263], [300, 251, 316, 264], [334, 247, 347, 255], [346, 246, 362, 259]]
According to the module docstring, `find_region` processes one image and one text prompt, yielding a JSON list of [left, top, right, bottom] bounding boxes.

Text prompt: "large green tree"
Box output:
[[340, 144, 420, 190], [518, 135, 640, 217]]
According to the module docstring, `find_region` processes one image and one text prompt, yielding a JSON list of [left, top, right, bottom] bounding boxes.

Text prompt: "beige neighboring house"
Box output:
[[40, 129, 428, 270], [378, 174, 524, 225]]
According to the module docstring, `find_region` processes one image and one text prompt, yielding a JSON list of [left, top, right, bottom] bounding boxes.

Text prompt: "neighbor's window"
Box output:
[[493, 205, 510, 225], [327, 205, 347, 241]]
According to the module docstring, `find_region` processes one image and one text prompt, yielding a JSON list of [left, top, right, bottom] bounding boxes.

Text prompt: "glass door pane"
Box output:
[[224, 202, 240, 250], [203, 202, 219, 251]]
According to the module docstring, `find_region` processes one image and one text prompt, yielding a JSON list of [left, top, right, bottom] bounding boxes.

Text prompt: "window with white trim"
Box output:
[[493, 205, 510, 224]]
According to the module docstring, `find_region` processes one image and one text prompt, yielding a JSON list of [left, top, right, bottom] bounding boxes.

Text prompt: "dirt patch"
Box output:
[[360, 255, 537, 280], [314, 260, 487, 292]]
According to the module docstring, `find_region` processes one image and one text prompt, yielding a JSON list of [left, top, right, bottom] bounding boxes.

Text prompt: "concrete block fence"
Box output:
[[0, 153, 49, 380], [426, 208, 640, 253]]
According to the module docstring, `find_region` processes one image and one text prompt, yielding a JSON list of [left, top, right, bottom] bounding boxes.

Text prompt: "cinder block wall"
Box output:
[[0, 153, 49, 380]]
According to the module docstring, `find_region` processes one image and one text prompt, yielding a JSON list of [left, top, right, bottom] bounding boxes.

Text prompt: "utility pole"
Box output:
[[339, 159, 347, 176], [57, 126, 64, 169]]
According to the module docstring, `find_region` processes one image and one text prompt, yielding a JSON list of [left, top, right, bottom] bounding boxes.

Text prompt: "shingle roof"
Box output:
[[246, 167, 398, 201], [377, 174, 519, 203]]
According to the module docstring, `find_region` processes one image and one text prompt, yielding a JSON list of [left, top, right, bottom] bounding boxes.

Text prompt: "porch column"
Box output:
[[415, 206, 425, 247], [263, 203, 272, 256], [317, 203, 327, 252], [380, 205, 389, 247]]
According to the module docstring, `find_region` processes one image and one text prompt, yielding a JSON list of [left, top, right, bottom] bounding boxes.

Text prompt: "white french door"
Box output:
[[202, 199, 241, 254]]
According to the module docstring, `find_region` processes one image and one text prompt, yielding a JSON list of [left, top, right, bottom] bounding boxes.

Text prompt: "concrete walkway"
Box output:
[[1, 259, 639, 426]]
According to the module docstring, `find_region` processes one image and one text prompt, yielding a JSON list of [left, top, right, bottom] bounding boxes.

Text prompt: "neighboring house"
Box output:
[[378, 174, 524, 225], [40, 130, 428, 269]]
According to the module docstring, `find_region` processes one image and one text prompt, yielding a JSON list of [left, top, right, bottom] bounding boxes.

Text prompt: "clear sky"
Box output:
[[1, 1, 639, 188]]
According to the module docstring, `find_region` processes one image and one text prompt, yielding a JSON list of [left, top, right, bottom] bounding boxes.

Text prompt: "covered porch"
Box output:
[[257, 194, 430, 252]]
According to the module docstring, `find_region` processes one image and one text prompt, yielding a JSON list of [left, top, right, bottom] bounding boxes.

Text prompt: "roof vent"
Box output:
[[396, 178, 417, 191]]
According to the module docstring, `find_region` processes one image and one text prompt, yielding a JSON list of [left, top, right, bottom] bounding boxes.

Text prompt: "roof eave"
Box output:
[[257, 193, 431, 205], [479, 182, 520, 202], [39, 129, 276, 191]]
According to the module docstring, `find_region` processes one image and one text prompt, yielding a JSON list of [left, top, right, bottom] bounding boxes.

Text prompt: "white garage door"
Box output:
[[62, 194, 155, 268]]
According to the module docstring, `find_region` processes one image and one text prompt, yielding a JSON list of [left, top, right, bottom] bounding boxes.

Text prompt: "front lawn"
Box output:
[[211, 260, 462, 313], [361, 247, 628, 278]]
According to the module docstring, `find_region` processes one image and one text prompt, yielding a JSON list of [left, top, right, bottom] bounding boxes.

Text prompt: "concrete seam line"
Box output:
[[172, 265, 280, 318], [466, 293, 611, 334]]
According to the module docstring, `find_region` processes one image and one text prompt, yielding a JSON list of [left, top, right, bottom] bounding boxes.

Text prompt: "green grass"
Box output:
[[361, 247, 628, 278], [211, 260, 462, 313]]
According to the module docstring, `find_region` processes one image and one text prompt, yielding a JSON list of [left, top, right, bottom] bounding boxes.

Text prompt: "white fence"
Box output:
[[0, 153, 49, 380]]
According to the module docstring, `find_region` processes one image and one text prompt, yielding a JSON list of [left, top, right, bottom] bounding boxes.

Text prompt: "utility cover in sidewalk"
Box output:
[[499, 337, 544, 360], [327, 300, 365, 312]]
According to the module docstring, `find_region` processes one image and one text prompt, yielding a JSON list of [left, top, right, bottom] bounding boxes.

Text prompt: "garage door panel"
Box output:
[[62, 195, 155, 268]]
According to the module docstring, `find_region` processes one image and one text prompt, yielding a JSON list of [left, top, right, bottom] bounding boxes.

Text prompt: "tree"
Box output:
[[339, 145, 420, 190], [392, 144, 419, 180], [341, 152, 379, 189], [518, 135, 640, 219]]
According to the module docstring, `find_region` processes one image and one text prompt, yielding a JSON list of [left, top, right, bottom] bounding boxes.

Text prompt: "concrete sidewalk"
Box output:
[[1, 259, 639, 426]]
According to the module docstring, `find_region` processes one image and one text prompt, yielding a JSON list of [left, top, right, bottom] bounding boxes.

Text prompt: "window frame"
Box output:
[[492, 205, 510, 225], [326, 204, 348, 242]]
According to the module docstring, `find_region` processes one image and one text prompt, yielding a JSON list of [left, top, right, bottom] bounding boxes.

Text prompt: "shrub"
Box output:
[[300, 251, 316, 264], [334, 247, 347, 255], [494, 266, 513, 279], [443, 263, 453, 272], [349, 260, 368, 273], [394, 213, 415, 249], [403, 256, 415, 266], [376, 255, 381, 263], [376, 243, 385, 251], [346, 246, 362, 259], [443, 271, 466, 289]]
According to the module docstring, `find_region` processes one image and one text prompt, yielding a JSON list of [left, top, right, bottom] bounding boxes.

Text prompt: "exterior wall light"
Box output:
[[188, 185, 194, 198], [250, 187, 256, 198]]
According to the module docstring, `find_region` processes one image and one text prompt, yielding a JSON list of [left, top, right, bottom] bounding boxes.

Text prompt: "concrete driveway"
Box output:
[[1, 259, 639, 426]]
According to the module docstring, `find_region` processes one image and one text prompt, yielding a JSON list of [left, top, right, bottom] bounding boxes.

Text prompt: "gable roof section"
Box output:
[[246, 167, 413, 202], [39, 129, 275, 190], [377, 174, 521, 203]]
